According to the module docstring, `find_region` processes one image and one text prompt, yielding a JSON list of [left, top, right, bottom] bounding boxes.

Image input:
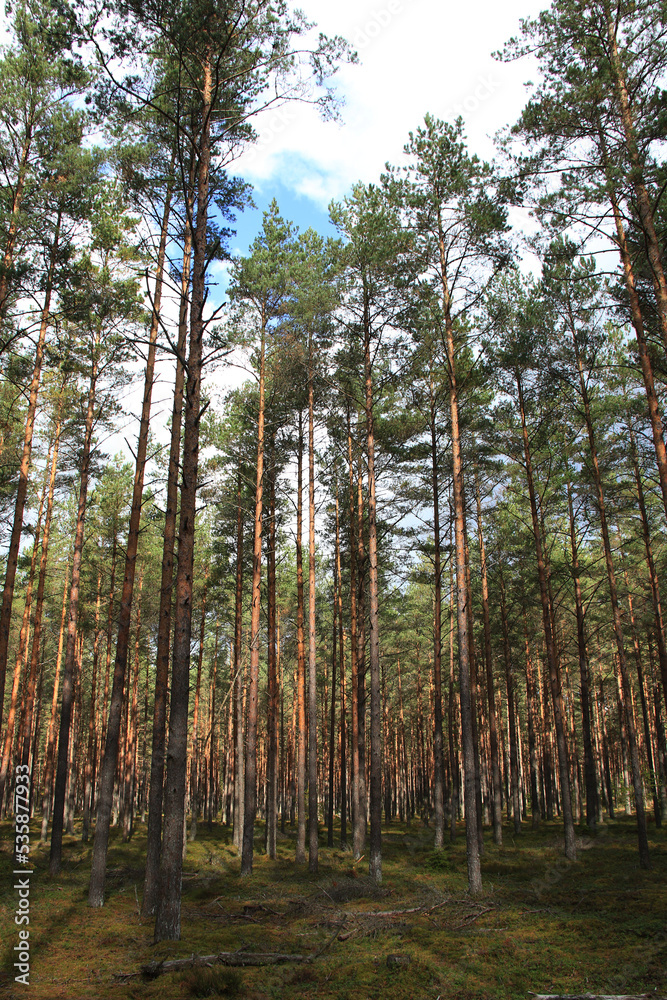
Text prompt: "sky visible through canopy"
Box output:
[[226, 0, 545, 257]]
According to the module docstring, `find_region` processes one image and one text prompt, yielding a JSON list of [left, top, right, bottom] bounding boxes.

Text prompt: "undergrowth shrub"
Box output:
[[178, 966, 244, 997]]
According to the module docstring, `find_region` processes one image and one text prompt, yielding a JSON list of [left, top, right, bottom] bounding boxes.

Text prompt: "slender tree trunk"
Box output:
[[604, 5, 667, 358], [564, 461, 598, 830], [337, 485, 347, 848], [356, 449, 368, 853], [188, 575, 207, 842], [362, 284, 382, 884], [0, 212, 61, 736], [428, 379, 446, 848], [474, 468, 502, 845], [327, 483, 339, 848], [624, 577, 661, 826], [154, 58, 212, 941], [266, 439, 278, 859], [448, 549, 458, 842], [233, 463, 245, 853], [123, 574, 143, 842], [295, 411, 307, 863], [0, 127, 32, 325], [599, 136, 667, 522], [208, 622, 219, 828], [241, 314, 267, 876], [307, 335, 318, 873], [0, 439, 53, 811], [40, 567, 68, 843], [90, 170, 172, 905], [571, 329, 649, 867], [626, 413, 667, 712], [82, 569, 102, 843], [141, 177, 192, 917], [516, 372, 576, 862], [50, 327, 100, 876], [20, 398, 62, 792], [499, 568, 521, 835], [522, 616, 541, 829], [347, 407, 361, 858], [440, 264, 482, 892]]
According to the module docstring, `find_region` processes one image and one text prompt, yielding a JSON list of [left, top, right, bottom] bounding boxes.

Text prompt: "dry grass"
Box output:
[[0, 814, 665, 999]]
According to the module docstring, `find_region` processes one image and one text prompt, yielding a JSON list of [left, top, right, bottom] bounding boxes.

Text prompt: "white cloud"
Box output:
[[237, 0, 545, 204]]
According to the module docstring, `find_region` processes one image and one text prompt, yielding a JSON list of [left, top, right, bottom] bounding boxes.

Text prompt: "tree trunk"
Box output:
[[266, 439, 278, 859], [442, 298, 482, 890], [522, 616, 541, 829], [154, 55, 212, 942], [241, 311, 267, 877], [307, 334, 319, 873], [499, 568, 521, 835], [624, 577, 661, 826], [564, 461, 598, 831], [82, 569, 102, 843], [337, 484, 347, 848], [123, 573, 143, 842], [0, 125, 33, 326], [208, 622, 219, 828], [474, 468, 502, 846], [295, 411, 307, 864], [327, 481, 339, 848], [429, 379, 446, 848], [347, 407, 361, 858], [604, 5, 667, 358], [362, 284, 382, 885], [0, 211, 60, 735], [40, 566, 68, 843], [599, 134, 667, 523], [188, 575, 207, 843], [89, 170, 172, 905], [356, 450, 368, 854], [571, 327, 649, 867], [49, 325, 100, 876], [448, 549, 458, 842], [626, 413, 667, 714], [232, 463, 245, 853], [515, 371, 576, 862], [141, 174, 192, 917]]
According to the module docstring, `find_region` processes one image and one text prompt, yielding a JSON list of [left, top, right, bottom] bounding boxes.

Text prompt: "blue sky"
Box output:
[[221, 0, 546, 264], [229, 172, 339, 259]]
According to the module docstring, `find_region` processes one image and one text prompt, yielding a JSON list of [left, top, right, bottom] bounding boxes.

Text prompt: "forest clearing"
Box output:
[[1, 815, 665, 999], [2, 0, 667, 995]]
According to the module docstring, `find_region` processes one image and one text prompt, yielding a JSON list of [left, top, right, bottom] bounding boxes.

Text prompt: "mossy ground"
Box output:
[[0, 814, 665, 999]]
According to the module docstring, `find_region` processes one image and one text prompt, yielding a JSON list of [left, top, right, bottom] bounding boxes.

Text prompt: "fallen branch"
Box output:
[[528, 994, 657, 999], [141, 925, 344, 979], [454, 906, 494, 929], [142, 951, 309, 976], [343, 905, 424, 919]]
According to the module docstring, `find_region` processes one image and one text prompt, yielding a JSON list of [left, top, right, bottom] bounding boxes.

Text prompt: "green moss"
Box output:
[[0, 816, 665, 999]]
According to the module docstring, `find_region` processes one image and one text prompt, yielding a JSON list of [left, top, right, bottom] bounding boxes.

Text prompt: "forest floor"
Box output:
[[0, 813, 665, 1000]]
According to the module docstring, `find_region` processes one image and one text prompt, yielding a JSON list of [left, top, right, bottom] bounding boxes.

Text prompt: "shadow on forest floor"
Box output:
[[0, 814, 665, 999]]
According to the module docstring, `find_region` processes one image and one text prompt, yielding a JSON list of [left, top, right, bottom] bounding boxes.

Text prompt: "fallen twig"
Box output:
[[310, 924, 345, 959], [142, 951, 309, 976], [454, 906, 494, 929], [343, 905, 424, 919], [141, 925, 344, 979], [527, 994, 657, 999]]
